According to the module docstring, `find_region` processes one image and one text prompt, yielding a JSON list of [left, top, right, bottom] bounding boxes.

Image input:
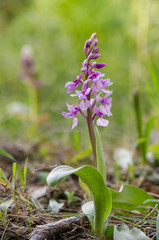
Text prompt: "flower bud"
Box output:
[[21, 45, 35, 77], [90, 33, 97, 41], [88, 54, 101, 61], [84, 40, 91, 57], [92, 47, 100, 54], [91, 39, 98, 48], [94, 63, 107, 69]]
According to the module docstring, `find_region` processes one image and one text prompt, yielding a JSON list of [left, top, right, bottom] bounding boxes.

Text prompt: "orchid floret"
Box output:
[[62, 33, 113, 128]]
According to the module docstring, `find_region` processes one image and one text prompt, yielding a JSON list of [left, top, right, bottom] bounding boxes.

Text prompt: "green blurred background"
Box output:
[[0, 0, 159, 151]]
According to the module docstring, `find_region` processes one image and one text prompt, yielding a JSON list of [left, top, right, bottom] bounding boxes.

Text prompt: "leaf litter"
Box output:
[[0, 142, 159, 239]]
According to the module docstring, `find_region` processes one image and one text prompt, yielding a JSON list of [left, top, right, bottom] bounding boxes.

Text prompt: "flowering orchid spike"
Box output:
[[62, 33, 113, 129]]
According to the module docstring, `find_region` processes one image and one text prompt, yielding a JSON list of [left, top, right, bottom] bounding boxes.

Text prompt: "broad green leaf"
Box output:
[[144, 199, 159, 204], [79, 178, 92, 200], [95, 126, 106, 184], [110, 184, 154, 212], [82, 201, 109, 234], [157, 212, 159, 240], [105, 225, 114, 238], [0, 149, 15, 162], [82, 201, 94, 227], [114, 225, 149, 240], [0, 199, 14, 217], [47, 165, 112, 234]]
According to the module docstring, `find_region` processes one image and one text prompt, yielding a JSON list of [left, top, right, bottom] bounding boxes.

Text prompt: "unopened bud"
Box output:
[[92, 47, 100, 54], [21, 45, 35, 76], [84, 39, 91, 57], [91, 39, 98, 48], [90, 33, 97, 41]]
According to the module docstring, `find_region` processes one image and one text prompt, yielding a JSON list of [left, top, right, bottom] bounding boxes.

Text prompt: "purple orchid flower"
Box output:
[[65, 74, 82, 93], [62, 33, 113, 128], [62, 103, 80, 129]]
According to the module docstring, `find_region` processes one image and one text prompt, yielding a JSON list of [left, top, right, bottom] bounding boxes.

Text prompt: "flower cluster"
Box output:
[[62, 33, 113, 129], [20, 45, 42, 88]]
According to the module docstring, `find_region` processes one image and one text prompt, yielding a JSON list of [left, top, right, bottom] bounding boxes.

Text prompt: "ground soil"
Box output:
[[0, 142, 159, 240]]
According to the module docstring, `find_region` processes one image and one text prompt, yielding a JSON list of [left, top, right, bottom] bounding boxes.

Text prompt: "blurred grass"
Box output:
[[0, 0, 159, 150]]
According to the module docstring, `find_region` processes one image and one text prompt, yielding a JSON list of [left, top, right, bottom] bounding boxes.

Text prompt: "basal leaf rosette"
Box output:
[[47, 165, 112, 234]]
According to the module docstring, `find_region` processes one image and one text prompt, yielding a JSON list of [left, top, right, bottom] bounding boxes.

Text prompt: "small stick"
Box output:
[[130, 204, 158, 229], [1, 222, 9, 240], [28, 217, 81, 240]]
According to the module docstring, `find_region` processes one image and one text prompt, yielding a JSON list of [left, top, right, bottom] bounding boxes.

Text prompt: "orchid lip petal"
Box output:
[[72, 117, 78, 129], [96, 118, 109, 127]]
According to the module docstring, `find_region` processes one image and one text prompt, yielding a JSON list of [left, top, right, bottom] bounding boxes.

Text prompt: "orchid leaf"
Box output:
[[114, 225, 149, 240], [105, 225, 114, 238], [82, 201, 109, 234], [79, 178, 92, 200], [95, 126, 106, 184], [110, 184, 154, 212], [47, 165, 112, 234], [0, 199, 14, 217], [48, 199, 64, 214], [82, 201, 94, 227]]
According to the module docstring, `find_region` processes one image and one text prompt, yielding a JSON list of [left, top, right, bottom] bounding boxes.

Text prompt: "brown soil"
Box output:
[[0, 142, 159, 239]]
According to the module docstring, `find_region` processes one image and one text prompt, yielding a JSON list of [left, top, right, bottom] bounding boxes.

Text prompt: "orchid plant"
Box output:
[[62, 33, 113, 167], [46, 34, 154, 239], [20, 45, 49, 139], [47, 33, 112, 236]]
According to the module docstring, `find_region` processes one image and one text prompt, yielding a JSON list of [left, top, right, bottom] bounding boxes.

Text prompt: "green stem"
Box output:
[[132, 88, 146, 163], [27, 79, 39, 138], [85, 59, 97, 167], [87, 109, 97, 167]]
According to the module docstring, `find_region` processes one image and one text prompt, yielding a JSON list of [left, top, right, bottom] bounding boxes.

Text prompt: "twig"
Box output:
[[28, 216, 82, 240], [1, 222, 9, 240], [131, 204, 158, 229]]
